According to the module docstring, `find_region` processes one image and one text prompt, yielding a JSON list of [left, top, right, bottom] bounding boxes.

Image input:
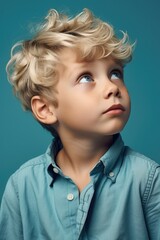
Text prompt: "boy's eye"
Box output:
[[79, 74, 94, 83], [110, 69, 123, 81]]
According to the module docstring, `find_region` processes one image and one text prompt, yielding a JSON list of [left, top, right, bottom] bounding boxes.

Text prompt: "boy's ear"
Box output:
[[31, 96, 57, 124]]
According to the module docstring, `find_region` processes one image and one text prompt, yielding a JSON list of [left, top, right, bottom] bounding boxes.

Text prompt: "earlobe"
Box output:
[[31, 96, 57, 124]]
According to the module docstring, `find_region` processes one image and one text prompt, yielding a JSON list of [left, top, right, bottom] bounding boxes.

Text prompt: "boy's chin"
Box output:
[[103, 122, 128, 136]]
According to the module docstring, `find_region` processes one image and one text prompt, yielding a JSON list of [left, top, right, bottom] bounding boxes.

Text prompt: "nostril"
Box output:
[[106, 87, 121, 99], [108, 92, 113, 98], [116, 89, 121, 97]]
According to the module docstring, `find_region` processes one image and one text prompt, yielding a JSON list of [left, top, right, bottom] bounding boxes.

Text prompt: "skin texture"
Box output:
[[31, 48, 131, 191]]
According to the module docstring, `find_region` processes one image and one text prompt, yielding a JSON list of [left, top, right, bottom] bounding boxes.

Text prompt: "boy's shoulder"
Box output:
[[2, 145, 54, 209], [3, 144, 54, 198], [10, 144, 52, 181], [124, 146, 159, 168], [121, 146, 160, 201], [122, 146, 160, 183], [17, 154, 46, 172]]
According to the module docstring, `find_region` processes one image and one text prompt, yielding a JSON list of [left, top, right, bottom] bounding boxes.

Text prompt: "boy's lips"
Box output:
[[103, 104, 125, 114]]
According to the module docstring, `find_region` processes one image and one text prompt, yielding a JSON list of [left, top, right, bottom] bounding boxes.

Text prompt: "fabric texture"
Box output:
[[0, 134, 160, 240]]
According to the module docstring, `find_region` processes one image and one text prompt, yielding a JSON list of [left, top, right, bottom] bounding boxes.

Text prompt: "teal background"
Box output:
[[1, 0, 160, 200]]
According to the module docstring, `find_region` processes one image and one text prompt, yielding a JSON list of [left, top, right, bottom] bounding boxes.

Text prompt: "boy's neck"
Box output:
[[56, 133, 113, 181]]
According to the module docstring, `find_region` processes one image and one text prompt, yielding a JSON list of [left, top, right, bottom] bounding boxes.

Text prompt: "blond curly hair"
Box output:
[[6, 8, 133, 134]]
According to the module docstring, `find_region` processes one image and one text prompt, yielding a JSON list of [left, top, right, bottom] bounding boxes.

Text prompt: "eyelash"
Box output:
[[78, 73, 93, 83], [78, 68, 123, 84], [110, 69, 124, 80]]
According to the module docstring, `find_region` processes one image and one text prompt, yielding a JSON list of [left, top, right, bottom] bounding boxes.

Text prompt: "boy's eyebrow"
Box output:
[[68, 63, 96, 80], [61, 62, 91, 79], [60, 58, 124, 81], [114, 59, 125, 68]]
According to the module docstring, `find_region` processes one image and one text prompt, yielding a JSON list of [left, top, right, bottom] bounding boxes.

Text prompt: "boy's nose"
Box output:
[[103, 81, 121, 99]]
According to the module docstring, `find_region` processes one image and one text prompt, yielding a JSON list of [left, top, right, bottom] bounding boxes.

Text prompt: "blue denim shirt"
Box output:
[[0, 134, 160, 240]]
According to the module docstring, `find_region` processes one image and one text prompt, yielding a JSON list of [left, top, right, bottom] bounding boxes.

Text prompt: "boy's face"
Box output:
[[52, 48, 131, 138]]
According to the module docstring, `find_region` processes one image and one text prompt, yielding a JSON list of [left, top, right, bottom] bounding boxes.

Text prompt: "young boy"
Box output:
[[0, 8, 160, 240]]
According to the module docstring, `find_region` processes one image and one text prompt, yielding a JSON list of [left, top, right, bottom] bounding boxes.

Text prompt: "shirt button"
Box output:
[[109, 171, 114, 177], [53, 167, 59, 174], [67, 193, 74, 201]]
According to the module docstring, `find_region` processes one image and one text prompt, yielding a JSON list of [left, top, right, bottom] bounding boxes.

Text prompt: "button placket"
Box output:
[[77, 184, 94, 235]]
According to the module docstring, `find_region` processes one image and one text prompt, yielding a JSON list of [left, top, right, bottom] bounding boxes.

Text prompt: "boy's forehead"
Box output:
[[56, 48, 122, 83], [57, 48, 88, 74], [57, 48, 121, 71], [58, 48, 81, 64]]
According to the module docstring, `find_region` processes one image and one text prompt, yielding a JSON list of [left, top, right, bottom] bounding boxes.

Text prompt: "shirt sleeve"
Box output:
[[0, 175, 23, 239], [145, 166, 160, 240]]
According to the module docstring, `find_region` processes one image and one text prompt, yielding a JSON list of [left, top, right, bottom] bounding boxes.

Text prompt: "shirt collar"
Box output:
[[46, 134, 125, 186], [100, 134, 125, 182], [46, 136, 63, 186]]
